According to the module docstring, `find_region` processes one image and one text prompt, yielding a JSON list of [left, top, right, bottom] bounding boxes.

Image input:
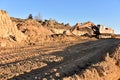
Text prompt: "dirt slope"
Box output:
[[0, 10, 26, 42], [16, 19, 53, 44], [63, 42, 120, 80]]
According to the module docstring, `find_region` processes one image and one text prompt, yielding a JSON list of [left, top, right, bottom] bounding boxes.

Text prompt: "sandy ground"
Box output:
[[0, 38, 120, 80]]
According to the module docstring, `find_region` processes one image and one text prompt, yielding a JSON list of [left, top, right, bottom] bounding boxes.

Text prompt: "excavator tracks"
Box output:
[[0, 39, 120, 80]]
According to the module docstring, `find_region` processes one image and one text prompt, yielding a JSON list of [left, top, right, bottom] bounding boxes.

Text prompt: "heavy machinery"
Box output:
[[64, 21, 114, 38], [92, 24, 114, 38]]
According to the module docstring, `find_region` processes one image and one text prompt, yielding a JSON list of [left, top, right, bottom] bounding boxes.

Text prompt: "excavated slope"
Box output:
[[63, 43, 120, 80], [0, 10, 26, 43], [16, 19, 53, 44]]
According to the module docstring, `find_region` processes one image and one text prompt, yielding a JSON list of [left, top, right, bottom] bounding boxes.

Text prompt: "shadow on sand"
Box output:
[[8, 39, 120, 80]]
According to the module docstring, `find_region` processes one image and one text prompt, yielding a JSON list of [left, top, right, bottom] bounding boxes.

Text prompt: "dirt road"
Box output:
[[0, 39, 120, 80]]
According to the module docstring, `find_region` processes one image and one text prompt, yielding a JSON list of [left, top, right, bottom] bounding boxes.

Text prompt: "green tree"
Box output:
[[28, 14, 33, 19]]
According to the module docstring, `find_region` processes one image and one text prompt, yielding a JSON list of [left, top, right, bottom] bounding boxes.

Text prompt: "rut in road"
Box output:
[[1, 39, 120, 80]]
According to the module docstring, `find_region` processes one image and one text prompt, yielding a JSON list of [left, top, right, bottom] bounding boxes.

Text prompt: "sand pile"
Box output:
[[0, 10, 26, 46], [63, 44, 120, 80]]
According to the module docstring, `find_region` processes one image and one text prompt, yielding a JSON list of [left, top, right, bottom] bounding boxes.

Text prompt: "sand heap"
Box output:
[[16, 19, 53, 44], [63, 44, 120, 80], [0, 10, 26, 43], [42, 19, 70, 34]]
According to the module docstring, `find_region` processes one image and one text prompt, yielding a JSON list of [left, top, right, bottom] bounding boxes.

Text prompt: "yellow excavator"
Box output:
[[64, 21, 114, 38]]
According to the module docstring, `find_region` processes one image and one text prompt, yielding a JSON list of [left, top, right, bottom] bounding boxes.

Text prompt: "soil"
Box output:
[[0, 38, 120, 80]]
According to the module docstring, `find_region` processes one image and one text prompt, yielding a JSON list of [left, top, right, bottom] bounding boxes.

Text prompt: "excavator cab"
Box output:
[[96, 25, 114, 38]]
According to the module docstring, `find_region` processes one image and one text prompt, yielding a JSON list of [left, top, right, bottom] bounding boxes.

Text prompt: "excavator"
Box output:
[[64, 21, 114, 38]]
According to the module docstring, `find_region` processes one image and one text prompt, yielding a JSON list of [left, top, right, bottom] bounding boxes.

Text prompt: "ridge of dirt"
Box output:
[[63, 41, 120, 80], [0, 10, 26, 43]]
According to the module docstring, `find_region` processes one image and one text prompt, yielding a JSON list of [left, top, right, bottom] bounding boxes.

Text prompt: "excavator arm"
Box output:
[[74, 21, 96, 29]]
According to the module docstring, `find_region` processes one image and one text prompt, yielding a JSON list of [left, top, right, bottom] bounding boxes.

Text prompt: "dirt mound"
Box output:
[[63, 44, 120, 80], [11, 17, 76, 44], [43, 19, 70, 29], [21, 19, 42, 27], [42, 19, 70, 34], [0, 10, 26, 46], [16, 19, 53, 44], [11, 17, 26, 24]]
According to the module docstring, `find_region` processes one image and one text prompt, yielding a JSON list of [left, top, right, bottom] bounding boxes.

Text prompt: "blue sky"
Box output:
[[0, 0, 120, 34]]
